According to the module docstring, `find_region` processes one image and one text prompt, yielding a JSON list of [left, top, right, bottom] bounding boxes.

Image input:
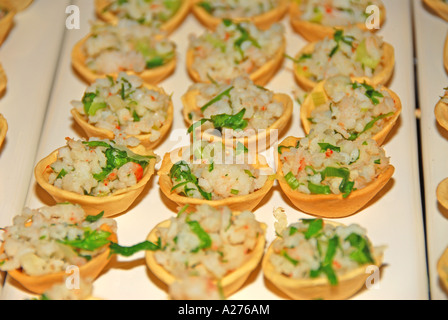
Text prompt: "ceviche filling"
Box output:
[[169, 275, 223, 300], [197, 0, 280, 18], [72, 72, 171, 139], [169, 142, 269, 200], [308, 75, 396, 140], [186, 76, 283, 136], [102, 0, 183, 27], [189, 19, 284, 82], [153, 204, 263, 280], [299, 0, 383, 27], [83, 19, 176, 75], [291, 27, 384, 81], [37, 278, 94, 300], [271, 208, 384, 285], [48, 139, 156, 196], [0, 204, 117, 276], [279, 127, 389, 198], [0, 203, 166, 277]]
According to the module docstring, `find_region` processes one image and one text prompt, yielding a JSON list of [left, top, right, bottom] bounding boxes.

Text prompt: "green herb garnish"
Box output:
[[85, 211, 105, 223], [188, 109, 249, 133], [329, 29, 355, 58], [308, 182, 331, 195], [82, 142, 153, 182], [200, 86, 234, 113], [285, 171, 301, 190], [285, 53, 313, 64], [345, 233, 374, 264], [170, 161, 212, 200], [109, 240, 161, 257], [244, 169, 256, 178], [233, 22, 261, 59], [132, 110, 141, 122], [347, 112, 395, 140], [310, 235, 340, 285], [56, 169, 68, 180], [187, 220, 212, 252], [58, 228, 111, 252], [197, 1, 213, 13], [318, 143, 340, 153], [303, 219, 323, 240], [282, 250, 299, 266], [321, 167, 354, 198]]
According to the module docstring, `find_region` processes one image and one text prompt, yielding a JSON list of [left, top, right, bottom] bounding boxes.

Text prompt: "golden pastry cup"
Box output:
[[0, 0, 32, 12], [289, 1, 386, 42], [436, 177, 448, 210], [437, 246, 448, 292], [276, 136, 395, 218], [182, 89, 293, 150], [186, 38, 286, 86], [423, 0, 448, 22], [191, 0, 289, 30], [71, 34, 177, 85], [262, 221, 383, 300], [0, 224, 117, 294], [34, 145, 157, 217], [0, 63, 6, 94], [435, 95, 448, 132], [145, 217, 266, 298], [158, 146, 275, 212], [94, 0, 191, 35], [300, 77, 402, 146], [71, 83, 174, 150], [293, 41, 395, 92], [0, 4, 14, 47], [0, 113, 7, 148]]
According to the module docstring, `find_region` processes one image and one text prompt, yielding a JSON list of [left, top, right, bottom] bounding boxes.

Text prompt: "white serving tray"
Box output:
[[0, 0, 70, 295], [413, 0, 448, 300], [0, 0, 429, 300]]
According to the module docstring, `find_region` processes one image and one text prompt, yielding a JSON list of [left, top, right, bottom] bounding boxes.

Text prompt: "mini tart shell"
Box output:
[[436, 177, 448, 210], [182, 89, 293, 151], [293, 41, 395, 92], [71, 34, 177, 85], [145, 217, 266, 298], [34, 145, 157, 217], [300, 77, 402, 146], [186, 37, 286, 86], [0, 0, 32, 12], [0, 63, 6, 94], [71, 83, 174, 150], [437, 246, 448, 292], [191, 0, 289, 30], [158, 146, 275, 212], [423, 0, 448, 22], [289, 1, 386, 42], [94, 0, 191, 35], [262, 221, 383, 300], [276, 136, 395, 218], [0, 224, 117, 294], [0, 5, 14, 47], [435, 96, 448, 132], [0, 113, 7, 148]]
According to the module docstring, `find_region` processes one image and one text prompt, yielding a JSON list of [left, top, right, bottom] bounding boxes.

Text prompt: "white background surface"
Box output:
[[414, 0, 448, 301], [0, 0, 430, 299]]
